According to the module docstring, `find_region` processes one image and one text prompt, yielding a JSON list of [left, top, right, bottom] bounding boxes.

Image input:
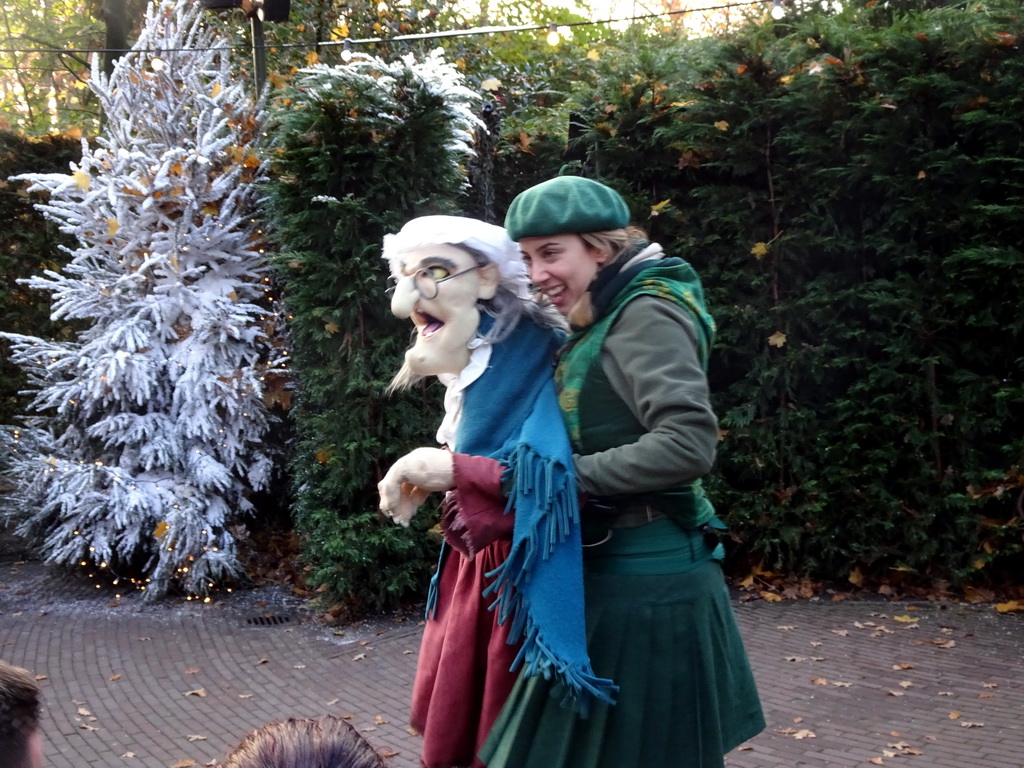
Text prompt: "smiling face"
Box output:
[[517, 234, 607, 317], [390, 244, 499, 377]]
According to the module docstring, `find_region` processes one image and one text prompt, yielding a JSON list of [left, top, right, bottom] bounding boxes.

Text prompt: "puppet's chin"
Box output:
[[404, 338, 471, 378]]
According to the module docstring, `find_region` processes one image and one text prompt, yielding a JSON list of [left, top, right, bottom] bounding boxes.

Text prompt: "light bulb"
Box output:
[[150, 57, 165, 72], [341, 39, 353, 63], [547, 23, 560, 46], [771, 1, 785, 19]]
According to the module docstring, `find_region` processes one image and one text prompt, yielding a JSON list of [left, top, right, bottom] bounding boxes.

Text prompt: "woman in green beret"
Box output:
[[479, 176, 765, 768]]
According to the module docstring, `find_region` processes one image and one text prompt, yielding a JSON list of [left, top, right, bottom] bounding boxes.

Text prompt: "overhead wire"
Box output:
[[0, 0, 766, 57]]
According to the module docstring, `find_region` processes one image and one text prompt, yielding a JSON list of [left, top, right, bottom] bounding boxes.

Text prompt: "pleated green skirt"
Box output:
[[479, 519, 765, 768]]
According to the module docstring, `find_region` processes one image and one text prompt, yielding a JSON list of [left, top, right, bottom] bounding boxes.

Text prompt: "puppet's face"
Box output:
[[390, 244, 499, 377]]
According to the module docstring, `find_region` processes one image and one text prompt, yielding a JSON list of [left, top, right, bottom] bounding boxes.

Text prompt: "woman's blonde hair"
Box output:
[[568, 226, 649, 328]]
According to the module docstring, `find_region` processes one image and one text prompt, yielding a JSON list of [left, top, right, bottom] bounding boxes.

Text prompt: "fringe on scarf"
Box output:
[[483, 443, 618, 715]]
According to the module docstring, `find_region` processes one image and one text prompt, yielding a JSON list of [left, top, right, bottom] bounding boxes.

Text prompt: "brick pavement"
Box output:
[[2, 554, 1022, 768]]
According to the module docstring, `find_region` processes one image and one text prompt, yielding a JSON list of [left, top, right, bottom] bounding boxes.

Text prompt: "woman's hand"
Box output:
[[377, 448, 455, 527]]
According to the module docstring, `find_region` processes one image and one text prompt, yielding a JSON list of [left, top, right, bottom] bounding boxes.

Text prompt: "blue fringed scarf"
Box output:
[[426, 315, 617, 713]]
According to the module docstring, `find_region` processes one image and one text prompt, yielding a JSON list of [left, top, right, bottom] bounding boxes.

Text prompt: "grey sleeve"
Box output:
[[573, 295, 719, 497]]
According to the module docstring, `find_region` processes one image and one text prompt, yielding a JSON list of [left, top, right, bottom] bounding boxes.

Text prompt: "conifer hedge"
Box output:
[[262, 52, 483, 613], [566, 1, 1024, 587], [0, 132, 81, 426]]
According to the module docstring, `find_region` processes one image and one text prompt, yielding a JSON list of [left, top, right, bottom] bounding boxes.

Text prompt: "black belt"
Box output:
[[583, 499, 667, 529]]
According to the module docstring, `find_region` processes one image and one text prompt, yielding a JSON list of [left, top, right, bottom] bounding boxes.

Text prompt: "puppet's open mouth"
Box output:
[[416, 311, 445, 338]]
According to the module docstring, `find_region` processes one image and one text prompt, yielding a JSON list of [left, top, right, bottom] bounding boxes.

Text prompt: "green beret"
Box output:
[[504, 176, 630, 241]]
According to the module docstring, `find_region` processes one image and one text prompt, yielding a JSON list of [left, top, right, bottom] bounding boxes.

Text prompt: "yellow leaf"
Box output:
[[480, 78, 502, 91], [67, 127, 83, 140], [153, 521, 169, 539], [324, 322, 340, 334], [455, 58, 466, 71], [227, 291, 238, 302], [267, 72, 288, 89], [713, 120, 730, 131], [586, 48, 600, 61], [869, 759, 884, 766], [768, 331, 787, 348], [995, 600, 1023, 613], [972, 557, 986, 569], [893, 614, 918, 623], [848, 566, 863, 586], [305, 50, 320, 66], [811, 677, 827, 685], [759, 591, 782, 602], [73, 170, 91, 190], [948, 711, 961, 719], [202, 203, 219, 216], [649, 199, 671, 217], [779, 74, 795, 84], [106, 219, 120, 236], [211, 82, 222, 98], [750, 241, 769, 259], [332, 23, 350, 39]]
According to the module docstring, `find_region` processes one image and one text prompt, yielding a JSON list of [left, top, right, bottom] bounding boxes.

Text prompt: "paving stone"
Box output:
[[2, 554, 1022, 767]]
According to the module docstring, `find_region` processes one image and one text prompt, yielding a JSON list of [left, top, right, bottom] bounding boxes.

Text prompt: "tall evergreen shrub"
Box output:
[[0, 133, 81, 426], [569, 2, 1024, 585], [263, 51, 483, 613]]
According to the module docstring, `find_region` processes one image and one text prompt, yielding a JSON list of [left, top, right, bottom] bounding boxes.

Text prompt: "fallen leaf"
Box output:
[[887, 691, 905, 697], [352, 653, 366, 661], [899, 681, 913, 688], [948, 711, 961, 719], [893, 615, 919, 623], [892, 663, 914, 670], [812, 677, 828, 686], [109, 674, 121, 681], [960, 722, 984, 728], [187, 735, 206, 742], [938, 691, 953, 696], [777, 625, 796, 631], [374, 715, 388, 724], [833, 681, 852, 687], [169, 761, 197, 768], [869, 759, 884, 765], [793, 729, 815, 739], [238, 693, 253, 699], [121, 752, 136, 758], [832, 629, 850, 637], [185, 667, 200, 675], [293, 664, 306, 669], [982, 682, 998, 688], [760, 590, 782, 602], [79, 723, 99, 731], [34, 675, 47, 681], [78, 707, 92, 716], [183, 688, 206, 697], [995, 600, 1023, 613], [793, 717, 803, 723]]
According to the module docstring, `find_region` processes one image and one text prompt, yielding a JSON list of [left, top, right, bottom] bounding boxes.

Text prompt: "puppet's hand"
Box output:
[[378, 448, 455, 527]]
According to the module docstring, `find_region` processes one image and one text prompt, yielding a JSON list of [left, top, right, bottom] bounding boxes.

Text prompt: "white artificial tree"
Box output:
[[1, 0, 285, 600]]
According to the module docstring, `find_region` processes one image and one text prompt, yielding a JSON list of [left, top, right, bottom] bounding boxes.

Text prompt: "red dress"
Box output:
[[410, 453, 519, 768]]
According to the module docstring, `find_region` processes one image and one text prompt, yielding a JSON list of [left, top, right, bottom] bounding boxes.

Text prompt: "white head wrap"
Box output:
[[382, 215, 529, 296]]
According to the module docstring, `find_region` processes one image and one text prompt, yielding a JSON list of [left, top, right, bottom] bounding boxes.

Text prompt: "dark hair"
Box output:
[[0, 661, 42, 768], [218, 716, 388, 768]]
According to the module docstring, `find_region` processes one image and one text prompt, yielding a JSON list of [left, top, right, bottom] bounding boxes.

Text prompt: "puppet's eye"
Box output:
[[422, 265, 450, 280]]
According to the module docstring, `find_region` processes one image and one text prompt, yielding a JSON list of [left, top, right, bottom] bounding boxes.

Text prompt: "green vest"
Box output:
[[555, 258, 718, 530]]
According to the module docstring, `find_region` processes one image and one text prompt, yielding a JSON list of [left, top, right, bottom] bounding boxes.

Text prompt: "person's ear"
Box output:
[[476, 263, 500, 300]]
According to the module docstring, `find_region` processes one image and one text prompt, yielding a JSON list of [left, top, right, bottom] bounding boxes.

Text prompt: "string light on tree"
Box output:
[[771, 0, 785, 19], [546, 23, 561, 46]]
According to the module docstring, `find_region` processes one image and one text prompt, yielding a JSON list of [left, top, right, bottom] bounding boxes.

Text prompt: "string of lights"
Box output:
[[0, 0, 767, 58]]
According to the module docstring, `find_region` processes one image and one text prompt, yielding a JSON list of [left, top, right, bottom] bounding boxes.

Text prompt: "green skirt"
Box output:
[[479, 520, 765, 768]]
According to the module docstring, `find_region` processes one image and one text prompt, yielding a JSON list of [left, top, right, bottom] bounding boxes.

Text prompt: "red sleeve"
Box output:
[[441, 453, 515, 558]]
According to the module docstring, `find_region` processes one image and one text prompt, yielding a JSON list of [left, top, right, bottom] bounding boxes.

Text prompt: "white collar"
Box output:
[[435, 339, 492, 450]]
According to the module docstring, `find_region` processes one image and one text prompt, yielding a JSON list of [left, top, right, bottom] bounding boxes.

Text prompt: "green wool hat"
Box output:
[[504, 176, 630, 241]]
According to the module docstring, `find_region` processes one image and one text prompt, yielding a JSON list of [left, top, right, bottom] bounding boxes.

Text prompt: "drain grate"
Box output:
[[246, 614, 293, 627]]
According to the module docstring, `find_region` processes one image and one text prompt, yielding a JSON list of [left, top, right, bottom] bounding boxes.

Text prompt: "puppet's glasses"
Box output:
[[385, 266, 480, 300]]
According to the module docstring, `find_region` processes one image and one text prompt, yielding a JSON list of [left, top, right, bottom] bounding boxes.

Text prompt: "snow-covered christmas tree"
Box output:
[[1, 0, 285, 601]]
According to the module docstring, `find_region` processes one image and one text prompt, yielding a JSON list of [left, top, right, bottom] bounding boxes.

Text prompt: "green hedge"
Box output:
[[567, 2, 1024, 586], [0, 132, 81, 427], [262, 53, 482, 614]]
